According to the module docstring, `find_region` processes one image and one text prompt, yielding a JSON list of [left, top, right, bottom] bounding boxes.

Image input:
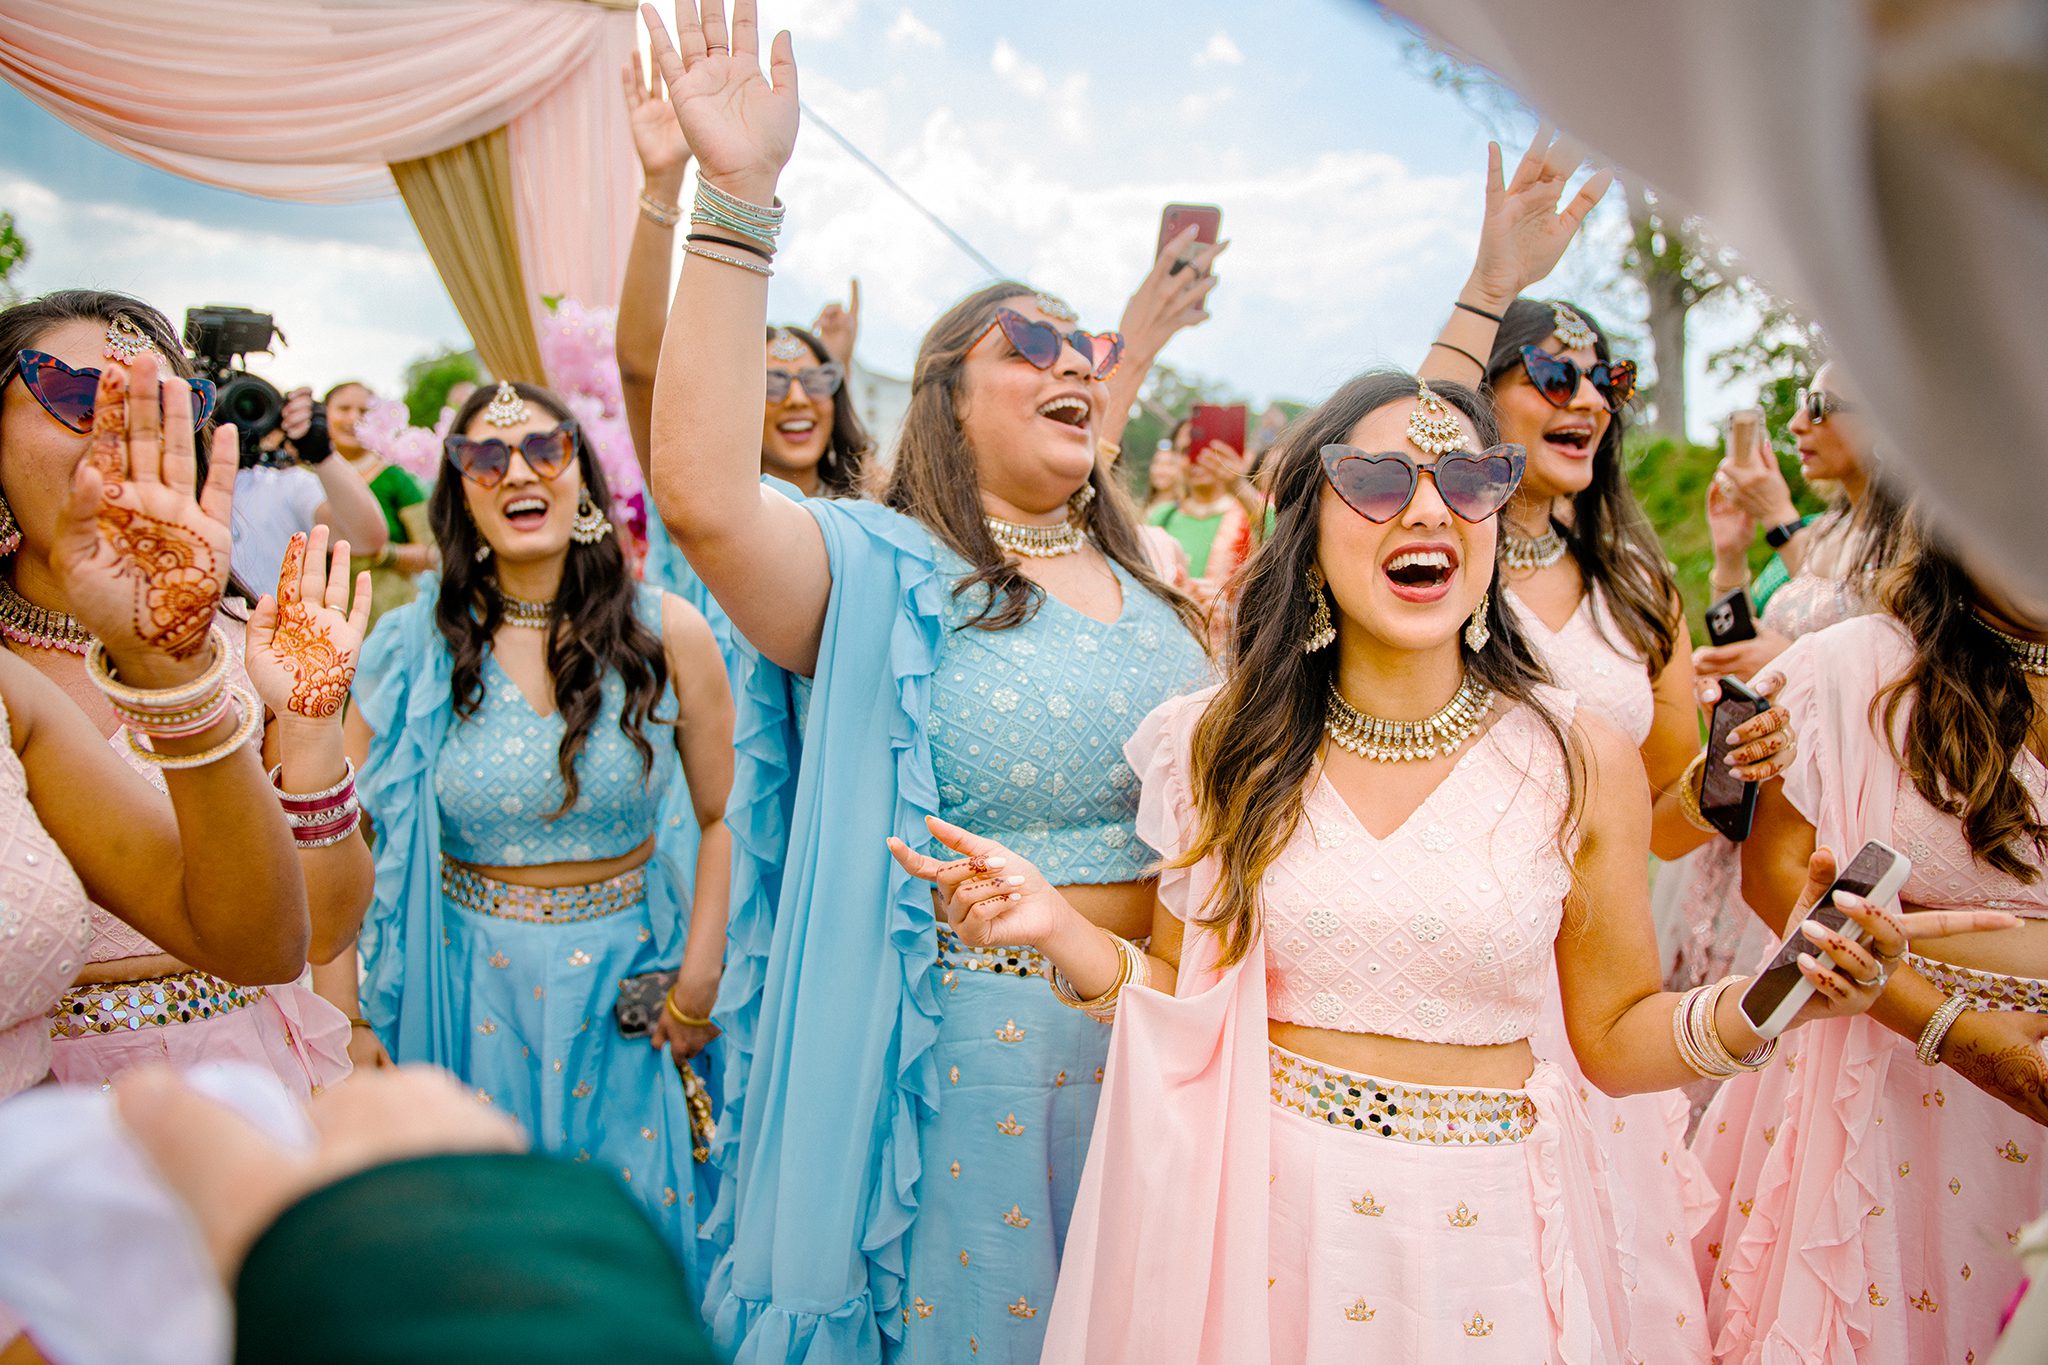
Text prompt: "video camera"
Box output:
[[182, 306, 328, 467]]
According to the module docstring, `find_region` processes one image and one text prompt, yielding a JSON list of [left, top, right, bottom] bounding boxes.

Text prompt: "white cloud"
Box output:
[[990, 39, 1048, 98], [758, 0, 857, 42], [1194, 32, 1245, 67], [1178, 88, 1236, 120], [886, 10, 941, 49], [987, 41, 1090, 142]]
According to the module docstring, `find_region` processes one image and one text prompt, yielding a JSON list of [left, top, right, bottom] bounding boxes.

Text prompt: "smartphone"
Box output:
[[614, 968, 678, 1039], [1188, 404, 1247, 464], [1738, 840, 1913, 1039], [1700, 678, 1769, 840], [1157, 204, 1222, 270], [1706, 586, 1758, 646], [1728, 408, 1763, 463]]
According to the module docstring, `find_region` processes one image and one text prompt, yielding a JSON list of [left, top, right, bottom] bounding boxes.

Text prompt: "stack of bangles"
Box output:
[[271, 760, 361, 849], [87, 627, 262, 770], [664, 990, 713, 1029], [1916, 994, 1971, 1066], [1675, 751, 1715, 833], [1049, 932, 1148, 1023], [1672, 976, 1778, 1078], [685, 179, 781, 278]]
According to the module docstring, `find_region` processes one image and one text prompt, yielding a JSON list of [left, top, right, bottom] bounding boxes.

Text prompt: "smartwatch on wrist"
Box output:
[[1764, 518, 1805, 550]]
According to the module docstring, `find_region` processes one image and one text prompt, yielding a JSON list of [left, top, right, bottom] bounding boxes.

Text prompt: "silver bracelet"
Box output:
[[1916, 994, 1970, 1066]]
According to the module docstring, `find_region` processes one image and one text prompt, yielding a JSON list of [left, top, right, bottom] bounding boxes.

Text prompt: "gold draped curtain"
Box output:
[[391, 127, 545, 385]]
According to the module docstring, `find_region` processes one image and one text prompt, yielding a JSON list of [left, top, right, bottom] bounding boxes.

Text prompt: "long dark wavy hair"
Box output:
[[881, 282, 1204, 640], [1485, 297, 1681, 675], [1875, 520, 2047, 883], [431, 382, 668, 819], [0, 289, 256, 604], [768, 324, 871, 498], [1178, 370, 1582, 967]]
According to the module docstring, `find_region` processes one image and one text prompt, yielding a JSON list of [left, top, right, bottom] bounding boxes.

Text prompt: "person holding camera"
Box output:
[[325, 381, 435, 627], [228, 382, 388, 593]]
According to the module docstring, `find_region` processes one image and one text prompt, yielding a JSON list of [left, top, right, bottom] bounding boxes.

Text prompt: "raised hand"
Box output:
[[811, 278, 860, 365], [888, 815, 1073, 951], [53, 353, 236, 678], [1463, 127, 1613, 309], [641, 0, 799, 201], [1119, 225, 1226, 363], [245, 526, 372, 722], [622, 49, 693, 182]]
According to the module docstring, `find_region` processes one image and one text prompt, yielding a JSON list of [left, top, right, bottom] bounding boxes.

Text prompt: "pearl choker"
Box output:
[[1324, 674, 1495, 763], [0, 577, 92, 655], [497, 588, 554, 629], [1978, 617, 2048, 676], [985, 515, 1086, 559], [1502, 522, 1568, 573]]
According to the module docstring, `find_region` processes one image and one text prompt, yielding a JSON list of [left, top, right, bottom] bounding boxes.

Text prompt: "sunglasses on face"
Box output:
[[6, 350, 218, 434], [1795, 386, 1853, 425], [978, 308, 1125, 381], [443, 421, 578, 490], [764, 362, 845, 405], [1319, 444, 1527, 524], [1518, 345, 1636, 412]]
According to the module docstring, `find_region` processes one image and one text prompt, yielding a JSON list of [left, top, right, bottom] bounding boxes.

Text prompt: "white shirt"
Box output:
[[230, 465, 325, 594]]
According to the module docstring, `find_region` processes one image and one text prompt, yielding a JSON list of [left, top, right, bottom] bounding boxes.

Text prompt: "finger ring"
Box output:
[[1849, 969, 1886, 990], [707, 43, 730, 53]]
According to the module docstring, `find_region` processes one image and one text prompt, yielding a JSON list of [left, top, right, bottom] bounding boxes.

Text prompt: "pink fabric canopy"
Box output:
[[0, 0, 636, 331]]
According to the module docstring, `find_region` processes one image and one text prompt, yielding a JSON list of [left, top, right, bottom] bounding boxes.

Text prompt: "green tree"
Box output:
[[0, 212, 30, 306], [402, 346, 484, 427], [1118, 362, 1244, 498]]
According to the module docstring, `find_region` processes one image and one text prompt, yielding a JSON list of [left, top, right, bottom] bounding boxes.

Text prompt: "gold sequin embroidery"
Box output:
[[663, 1188, 677, 1207], [1869, 1284, 1889, 1307], [996, 1113, 1025, 1136], [1350, 1192, 1385, 1217], [1708, 1242, 1722, 1261], [475, 1089, 493, 1105], [950, 1161, 961, 1179], [487, 951, 510, 969], [572, 1081, 593, 1098], [1007, 1296, 1038, 1320], [1869, 1206, 1886, 1218], [1344, 1297, 1376, 1322], [1446, 1201, 1478, 1228], [913, 1297, 935, 1320], [1961, 1264, 1973, 1281], [960, 1251, 970, 1266], [1054, 1070, 1067, 1087], [1910, 1291, 1939, 1313], [1462, 1311, 1493, 1337], [568, 950, 591, 967], [1612, 1116, 1626, 1133], [1003, 1204, 1032, 1229], [1763, 1125, 1778, 1146], [949, 1065, 960, 1085], [642, 1127, 657, 1142], [1897, 1161, 1911, 1177], [1950, 1177, 1963, 1195], [477, 1020, 497, 1035], [1739, 1198, 1755, 1217], [995, 1018, 1026, 1043], [1998, 1139, 2031, 1164]]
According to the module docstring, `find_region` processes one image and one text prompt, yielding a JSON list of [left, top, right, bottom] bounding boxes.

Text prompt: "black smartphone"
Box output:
[[1705, 587, 1757, 645], [615, 968, 678, 1039], [1700, 678, 1769, 841], [1738, 840, 1913, 1039]]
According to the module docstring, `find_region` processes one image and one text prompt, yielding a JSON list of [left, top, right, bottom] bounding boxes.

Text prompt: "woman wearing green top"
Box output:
[[329, 382, 436, 625], [1145, 416, 1266, 604]]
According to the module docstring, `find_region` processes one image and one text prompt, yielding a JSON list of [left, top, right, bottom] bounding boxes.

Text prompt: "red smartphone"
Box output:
[[1157, 203, 1222, 268], [1187, 404, 1247, 466]]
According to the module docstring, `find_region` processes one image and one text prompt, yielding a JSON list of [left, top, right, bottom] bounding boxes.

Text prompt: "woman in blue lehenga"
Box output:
[[348, 381, 735, 1286], [639, 8, 1216, 1360]]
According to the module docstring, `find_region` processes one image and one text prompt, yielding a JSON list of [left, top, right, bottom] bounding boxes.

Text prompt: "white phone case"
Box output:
[[1738, 842, 1912, 1040]]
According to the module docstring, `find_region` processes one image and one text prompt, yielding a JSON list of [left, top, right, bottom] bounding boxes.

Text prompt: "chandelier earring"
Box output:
[[0, 494, 20, 558], [1067, 481, 1096, 523], [1465, 587, 1492, 652], [1303, 564, 1336, 654], [571, 490, 613, 545]]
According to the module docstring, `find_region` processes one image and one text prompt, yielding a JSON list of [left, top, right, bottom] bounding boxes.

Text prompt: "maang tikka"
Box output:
[[1407, 379, 1465, 456], [485, 381, 531, 428], [1549, 302, 1596, 350]]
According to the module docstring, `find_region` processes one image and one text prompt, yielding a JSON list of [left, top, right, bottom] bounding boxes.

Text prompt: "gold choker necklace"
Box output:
[[1502, 522, 1568, 573], [1978, 617, 2048, 676], [497, 588, 554, 629], [1324, 674, 1495, 763], [985, 515, 1086, 559], [0, 576, 92, 655]]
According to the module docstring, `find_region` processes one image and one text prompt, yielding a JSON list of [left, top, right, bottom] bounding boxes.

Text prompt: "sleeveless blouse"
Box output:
[[927, 549, 1209, 884], [1256, 690, 1579, 1045], [435, 585, 679, 867], [1506, 587, 1654, 745], [0, 693, 94, 1098], [1759, 569, 1864, 641]]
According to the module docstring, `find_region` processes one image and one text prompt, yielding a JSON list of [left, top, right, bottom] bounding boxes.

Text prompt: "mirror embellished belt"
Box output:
[[1269, 1045, 1538, 1146], [442, 858, 646, 924], [1908, 953, 2048, 1015], [51, 969, 265, 1040], [935, 925, 1051, 980]]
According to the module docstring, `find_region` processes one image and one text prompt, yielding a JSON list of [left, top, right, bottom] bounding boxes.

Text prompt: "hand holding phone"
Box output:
[[1706, 587, 1759, 647], [1158, 204, 1222, 275], [1187, 403, 1247, 465], [1738, 841, 1912, 1039], [1728, 408, 1763, 464], [1699, 679, 1769, 839]]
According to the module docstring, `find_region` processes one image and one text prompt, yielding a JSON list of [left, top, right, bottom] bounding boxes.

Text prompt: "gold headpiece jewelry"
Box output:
[[767, 329, 810, 361], [103, 317, 156, 364], [1407, 380, 1466, 456], [1549, 302, 1596, 350], [1032, 293, 1078, 323], [484, 381, 530, 429]]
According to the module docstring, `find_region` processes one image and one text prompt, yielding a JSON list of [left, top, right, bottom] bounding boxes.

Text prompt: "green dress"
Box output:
[[351, 457, 431, 626]]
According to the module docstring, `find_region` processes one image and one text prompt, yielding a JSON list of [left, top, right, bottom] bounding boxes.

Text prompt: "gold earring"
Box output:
[[1303, 565, 1336, 654], [0, 495, 20, 557], [571, 490, 613, 545], [1465, 587, 1491, 651]]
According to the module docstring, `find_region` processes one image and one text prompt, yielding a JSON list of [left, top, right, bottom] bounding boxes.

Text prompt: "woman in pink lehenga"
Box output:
[[888, 362, 1954, 1363], [1694, 521, 2048, 1364]]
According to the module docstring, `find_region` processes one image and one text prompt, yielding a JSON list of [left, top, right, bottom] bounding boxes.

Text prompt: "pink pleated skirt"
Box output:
[[1264, 1044, 1632, 1361], [47, 970, 351, 1096], [1693, 964, 2048, 1364]]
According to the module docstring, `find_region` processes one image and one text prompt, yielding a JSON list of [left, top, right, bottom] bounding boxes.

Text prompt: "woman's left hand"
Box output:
[[245, 526, 373, 722], [888, 815, 1075, 952], [651, 970, 720, 1068], [1786, 884, 2020, 1027], [1695, 672, 1798, 782], [1117, 226, 1226, 362], [51, 353, 238, 677], [811, 278, 860, 365]]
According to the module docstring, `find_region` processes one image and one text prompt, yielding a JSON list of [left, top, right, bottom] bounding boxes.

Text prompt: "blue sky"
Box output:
[[0, 0, 1755, 431]]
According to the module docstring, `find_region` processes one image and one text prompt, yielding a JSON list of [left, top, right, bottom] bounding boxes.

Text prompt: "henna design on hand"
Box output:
[[268, 532, 357, 719], [95, 502, 220, 659], [1946, 1031, 2048, 1125], [89, 366, 128, 485]]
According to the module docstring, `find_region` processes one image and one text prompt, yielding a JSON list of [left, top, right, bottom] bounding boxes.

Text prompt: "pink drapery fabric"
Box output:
[[0, 0, 636, 333]]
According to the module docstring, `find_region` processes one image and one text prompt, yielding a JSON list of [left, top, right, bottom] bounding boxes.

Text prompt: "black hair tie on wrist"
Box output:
[[1429, 340, 1487, 372], [685, 232, 773, 262], [1454, 301, 1504, 324]]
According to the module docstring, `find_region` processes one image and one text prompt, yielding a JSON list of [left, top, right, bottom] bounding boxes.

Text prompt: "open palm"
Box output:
[[1467, 127, 1613, 306], [642, 0, 799, 197], [245, 525, 372, 721], [53, 355, 234, 665], [622, 50, 692, 179]]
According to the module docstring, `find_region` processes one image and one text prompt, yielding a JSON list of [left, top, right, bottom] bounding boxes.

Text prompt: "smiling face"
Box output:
[[760, 342, 836, 490], [1491, 338, 1610, 500], [1318, 397, 1498, 655], [954, 296, 1103, 515], [326, 382, 373, 457], [1788, 362, 1871, 486], [457, 407, 584, 566]]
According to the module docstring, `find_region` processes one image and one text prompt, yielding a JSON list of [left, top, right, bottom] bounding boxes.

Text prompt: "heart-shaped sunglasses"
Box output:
[[444, 421, 578, 490], [1319, 444, 1526, 524], [5, 350, 218, 434], [976, 308, 1124, 380], [765, 361, 845, 404], [1519, 345, 1636, 412]]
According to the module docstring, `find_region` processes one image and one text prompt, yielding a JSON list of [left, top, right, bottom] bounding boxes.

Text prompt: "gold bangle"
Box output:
[[87, 625, 230, 712], [124, 686, 262, 770], [348, 1017, 374, 1031], [664, 990, 713, 1029], [1676, 751, 1716, 833]]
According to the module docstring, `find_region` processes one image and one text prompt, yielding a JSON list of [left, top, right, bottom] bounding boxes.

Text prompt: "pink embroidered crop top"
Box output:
[[0, 693, 94, 1098], [1893, 758, 2048, 918], [1132, 686, 1580, 1047], [1507, 586, 1653, 747]]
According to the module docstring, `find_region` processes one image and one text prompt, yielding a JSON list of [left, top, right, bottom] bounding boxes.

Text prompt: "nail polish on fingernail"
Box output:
[[987, 857, 1007, 870], [1797, 952, 1818, 970], [1005, 876, 1025, 887]]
